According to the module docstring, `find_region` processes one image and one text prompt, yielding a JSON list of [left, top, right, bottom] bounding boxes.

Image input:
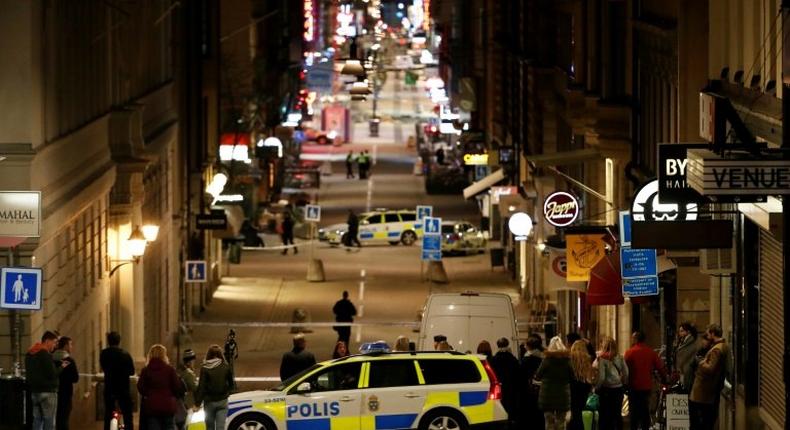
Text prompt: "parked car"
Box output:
[[440, 221, 487, 255], [325, 209, 423, 246]]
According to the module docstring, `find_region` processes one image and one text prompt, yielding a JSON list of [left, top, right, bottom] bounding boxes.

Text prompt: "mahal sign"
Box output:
[[544, 192, 579, 228], [687, 149, 790, 200], [0, 191, 42, 237]]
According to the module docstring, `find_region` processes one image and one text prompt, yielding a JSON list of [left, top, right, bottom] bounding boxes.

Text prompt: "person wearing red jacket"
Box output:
[[137, 344, 185, 430], [624, 331, 668, 430]]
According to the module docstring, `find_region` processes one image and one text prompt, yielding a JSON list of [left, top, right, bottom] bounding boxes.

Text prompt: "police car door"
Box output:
[[361, 359, 425, 429], [383, 212, 403, 243], [287, 362, 363, 430], [359, 214, 383, 243]]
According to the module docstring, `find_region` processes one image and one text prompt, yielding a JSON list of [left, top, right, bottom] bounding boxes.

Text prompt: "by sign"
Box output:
[[1, 267, 43, 310], [0, 191, 42, 237], [463, 153, 489, 165], [543, 191, 579, 228], [631, 180, 697, 222], [305, 205, 321, 222], [657, 143, 707, 203], [185, 261, 207, 283], [687, 148, 790, 200]]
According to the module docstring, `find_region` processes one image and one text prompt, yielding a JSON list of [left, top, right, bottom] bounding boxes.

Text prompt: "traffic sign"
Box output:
[[416, 205, 433, 221], [185, 260, 207, 283], [423, 217, 441, 235], [621, 248, 657, 278], [421, 235, 442, 261], [622, 276, 659, 297], [1, 267, 43, 310], [305, 205, 321, 222], [619, 211, 632, 247]]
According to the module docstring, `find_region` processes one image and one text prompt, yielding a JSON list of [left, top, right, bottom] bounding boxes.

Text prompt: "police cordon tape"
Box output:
[[77, 373, 282, 382], [181, 320, 552, 328], [242, 243, 488, 253]]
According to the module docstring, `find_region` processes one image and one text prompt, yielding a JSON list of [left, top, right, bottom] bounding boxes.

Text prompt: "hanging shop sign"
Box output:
[[544, 191, 579, 228], [631, 180, 697, 222], [196, 214, 228, 230], [657, 143, 707, 203], [687, 149, 789, 201], [463, 153, 488, 166], [0, 191, 41, 238], [565, 234, 607, 282], [544, 247, 585, 293]]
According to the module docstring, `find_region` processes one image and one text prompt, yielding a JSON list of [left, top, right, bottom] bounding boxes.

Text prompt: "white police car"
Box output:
[[325, 209, 423, 246], [187, 351, 507, 430]]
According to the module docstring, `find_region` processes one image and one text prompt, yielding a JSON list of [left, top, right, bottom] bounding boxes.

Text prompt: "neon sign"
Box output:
[[304, 0, 314, 42]]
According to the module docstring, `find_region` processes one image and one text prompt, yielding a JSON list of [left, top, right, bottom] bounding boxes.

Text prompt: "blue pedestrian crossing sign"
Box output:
[[185, 260, 207, 283], [423, 217, 441, 235], [421, 235, 442, 261], [305, 205, 321, 222], [416, 205, 433, 221], [1, 267, 43, 310]]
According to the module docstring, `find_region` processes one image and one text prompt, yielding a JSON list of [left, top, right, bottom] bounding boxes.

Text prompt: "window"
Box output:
[[368, 360, 419, 388], [399, 212, 416, 222], [364, 215, 382, 225], [299, 363, 362, 393], [441, 225, 455, 234], [385, 213, 401, 223], [418, 360, 481, 385]]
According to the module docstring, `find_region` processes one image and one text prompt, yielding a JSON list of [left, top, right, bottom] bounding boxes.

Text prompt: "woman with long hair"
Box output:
[[137, 344, 184, 430], [568, 340, 596, 430], [476, 340, 493, 361], [195, 345, 235, 430], [332, 341, 350, 358], [393, 336, 411, 352], [535, 336, 573, 430], [594, 336, 628, 430]]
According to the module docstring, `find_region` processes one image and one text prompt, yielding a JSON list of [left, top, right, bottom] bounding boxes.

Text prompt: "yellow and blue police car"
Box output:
[[325, 209, 424, 246], [187, 351, 507, 430]]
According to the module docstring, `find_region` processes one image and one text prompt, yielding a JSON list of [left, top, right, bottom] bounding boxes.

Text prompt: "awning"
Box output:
[[463, 168, 506, 199], [527, 148, 601, 167]]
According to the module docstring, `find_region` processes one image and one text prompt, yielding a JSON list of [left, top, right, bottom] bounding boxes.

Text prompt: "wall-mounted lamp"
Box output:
[[109, 225, 158, 277]]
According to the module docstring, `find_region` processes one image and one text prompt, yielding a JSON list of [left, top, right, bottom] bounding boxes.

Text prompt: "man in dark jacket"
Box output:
[[280, 334, 316, 381], [100, 331, 135, 430], [345, 210, 362, 248], [490, 337, 520, 423], [26, 331, 62, 430], [53, 336, 79, 430], [281, 212, 297, 255], [332, 291, 357, 346]]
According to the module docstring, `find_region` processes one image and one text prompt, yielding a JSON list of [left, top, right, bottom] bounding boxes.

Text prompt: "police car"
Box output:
[[325, 209, 423, 246], [187, 351, 507, 430]]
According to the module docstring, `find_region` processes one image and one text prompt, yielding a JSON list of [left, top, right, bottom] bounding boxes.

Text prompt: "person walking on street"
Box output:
[[490, 337, 520, 423], [476, 340, 493, 361], [535, 336, 573, 430], [280, 334, 317, 381], [26, 331, 63, 430], [332, 291, 357, 346], [137, 344, 184, 430], [195, 345, 235, 430], [674, 322, 699, 392], [345, 210, 362, 248], [517, 334, 544, 429], [176, 349, 198, 430], [53, 336, 78, 430], [280, 211, 297, 255], [100, 331, 135, 430], [594, 336, 628, 430], [689, 324, 730, 430], [224, 329, 239, 369], [346, 151, 356, 179], [357, 151, 367, 179], [569, 340, 596, 430], [624, 331, 668, 430], [332, 341, 350, 359]]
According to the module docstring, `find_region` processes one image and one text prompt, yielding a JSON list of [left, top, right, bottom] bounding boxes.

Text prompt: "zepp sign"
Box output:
[[631, 180, 697, 222]]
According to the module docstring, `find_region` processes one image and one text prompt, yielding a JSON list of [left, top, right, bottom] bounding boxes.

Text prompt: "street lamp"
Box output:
[[109, 225, 158, 276]]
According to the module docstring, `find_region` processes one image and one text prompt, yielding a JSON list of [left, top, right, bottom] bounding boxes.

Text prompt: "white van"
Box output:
[[418, 292, 520, 352]]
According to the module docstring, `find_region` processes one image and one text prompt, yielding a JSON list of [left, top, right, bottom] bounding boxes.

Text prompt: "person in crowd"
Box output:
[[393, 336, 410, 352], [224, 329, 238, 369], [436, 340, 453, 351], [280, 334, 317, 381], [476, 340, 493, 361], [176, 349, 198, 430], [625, 331, 668, 430], [100, 331, 135, 430], [517, 334, 545, 429], [195, 345, 235, 430], [345, 151, 356, 179], [26, 331, 63, 430], [433, 334, 448, 350], [357, 151, 369, 179], [569, 340, 596, 430], [240, 220, 264, 247], [137, 344, 184, 430], [345, 210, 362, 248], [688, 333, 712, 397], [518, 342, 527, 360], [53, 336, 78, 430], [689, 324, 730, 430], [333, 291, 357, 346], [674, 322, 699, 392], [491, 337, 520, 422], [567, 332, 597, 362], [436, 147, 445, 165], [535, 336, 573, 430], [594, 336, 628, 430], [332, 341, 350, 359], [280, 211, 296, 255]]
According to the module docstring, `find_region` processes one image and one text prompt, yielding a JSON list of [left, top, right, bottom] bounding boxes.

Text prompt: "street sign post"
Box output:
[[423, 216, 441, 235], [421, 216, 442, 262], [622, 276, 659, 297], [620, 248, 658, 278], [185, 260, 207, 283], [305, 205, 321, 222], [619, 211, 632, 247], [1, 267, 43, 310], [416, 205, 433, 221]]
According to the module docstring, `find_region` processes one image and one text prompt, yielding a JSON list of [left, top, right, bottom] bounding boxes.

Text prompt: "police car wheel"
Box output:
[[419, 409, 468, 430], [228, 412, 275, 430], [401, 230, 417, 246]]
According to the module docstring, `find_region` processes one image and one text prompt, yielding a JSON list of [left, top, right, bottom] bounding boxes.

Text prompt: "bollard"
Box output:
[[291, 308, 308, 333], [306, 258, 325, 282], [428, 261, 449, 283]]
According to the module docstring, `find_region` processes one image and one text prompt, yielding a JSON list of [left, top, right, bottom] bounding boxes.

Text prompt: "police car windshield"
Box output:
[[272, 364, 322, 391]]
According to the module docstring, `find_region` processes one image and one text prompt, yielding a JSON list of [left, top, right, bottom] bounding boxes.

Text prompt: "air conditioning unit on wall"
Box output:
[[699, 245, 736, 274]]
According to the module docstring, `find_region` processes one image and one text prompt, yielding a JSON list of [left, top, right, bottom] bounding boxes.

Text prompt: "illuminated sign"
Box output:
[[304, 0, 315, 42], [543, 191, 579, 228], [423, 0, 431, 31], [463, 153, 488, 165], [631, 180, 697, 222]]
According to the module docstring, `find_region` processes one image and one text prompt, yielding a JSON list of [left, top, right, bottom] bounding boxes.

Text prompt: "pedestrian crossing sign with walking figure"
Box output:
[[305, 204, 321, 222], [185, 260, 207, 283], [1, 267, 43, 310]]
